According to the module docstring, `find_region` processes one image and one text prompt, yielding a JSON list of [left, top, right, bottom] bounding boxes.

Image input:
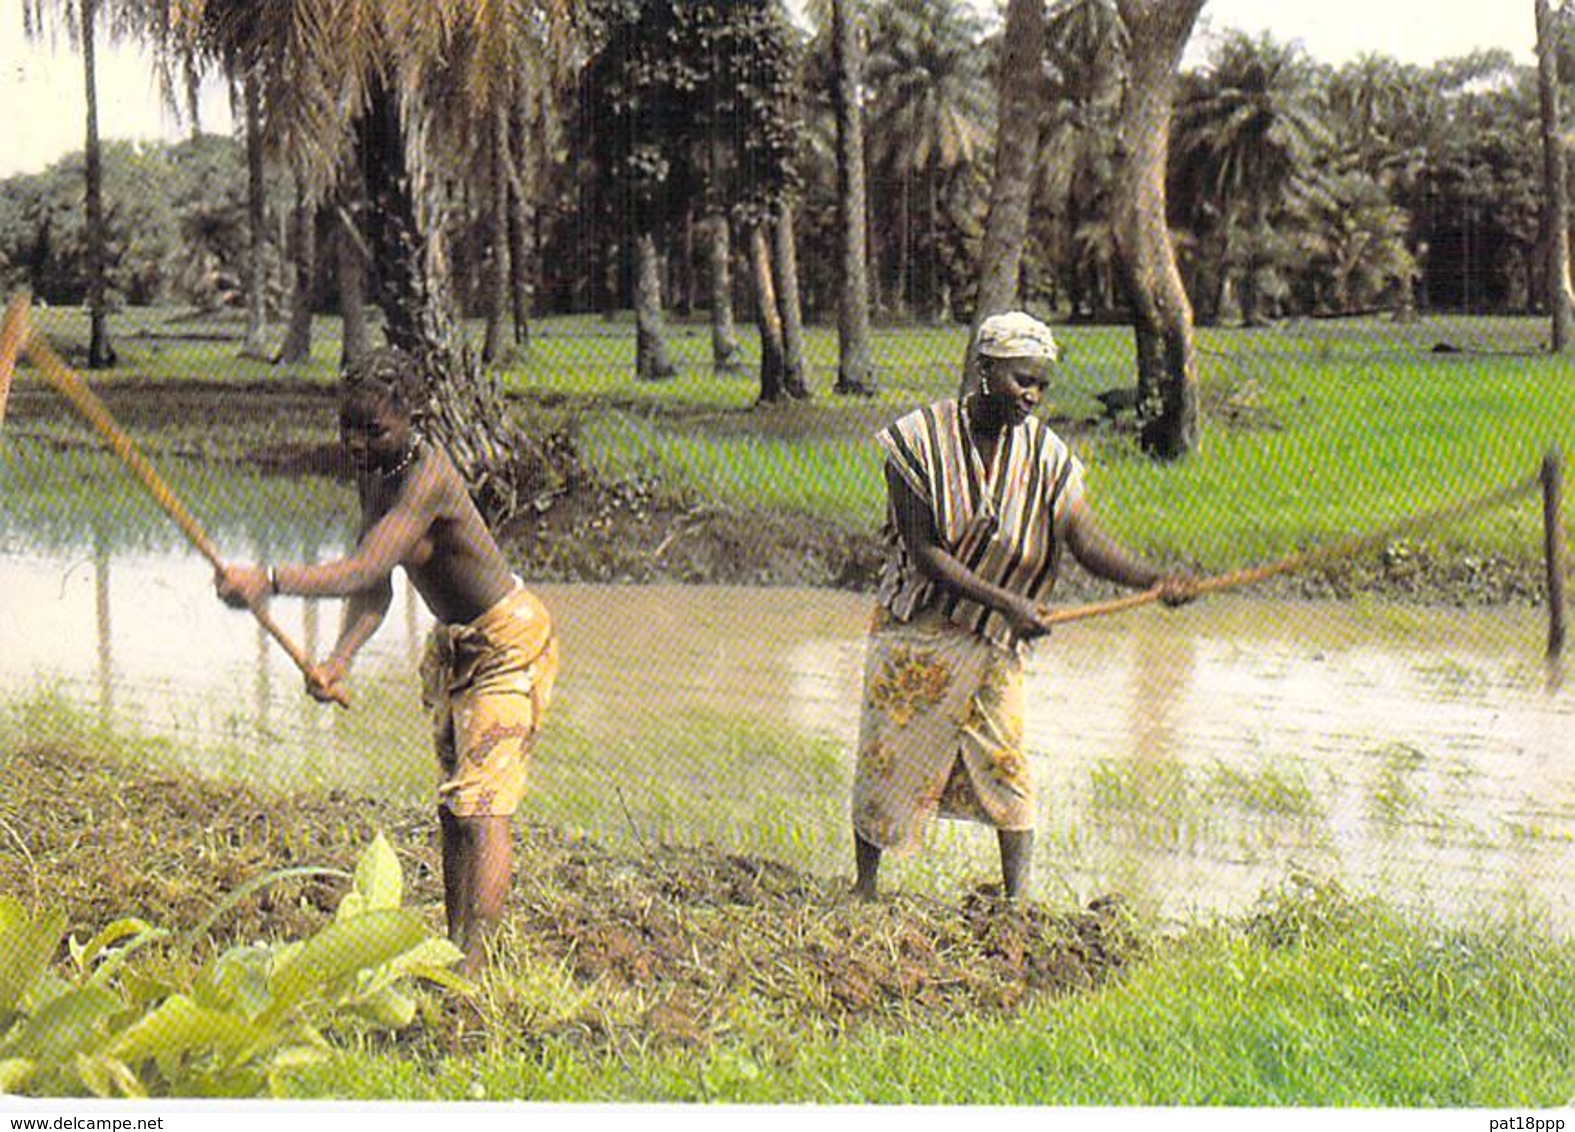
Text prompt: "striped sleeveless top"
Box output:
[[874, 398, 1085, 652]]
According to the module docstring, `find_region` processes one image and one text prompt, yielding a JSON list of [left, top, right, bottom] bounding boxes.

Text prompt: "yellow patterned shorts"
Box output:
[[420, 585, 558, 818], [853, 605, 1030, 853]]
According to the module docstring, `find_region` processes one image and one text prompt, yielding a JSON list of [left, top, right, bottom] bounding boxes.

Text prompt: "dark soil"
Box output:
[[1, 741, 1144, 1052], [497, 475, 887, 590]]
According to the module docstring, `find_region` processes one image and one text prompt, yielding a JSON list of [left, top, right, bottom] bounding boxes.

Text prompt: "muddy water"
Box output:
[[3, 509, 1572, 932]]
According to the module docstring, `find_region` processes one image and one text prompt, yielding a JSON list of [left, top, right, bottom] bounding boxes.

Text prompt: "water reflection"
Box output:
[[2, 524, 1572, 933]]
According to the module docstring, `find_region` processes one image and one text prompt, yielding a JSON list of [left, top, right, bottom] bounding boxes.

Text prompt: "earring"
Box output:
[[980, 376, 991, 397]]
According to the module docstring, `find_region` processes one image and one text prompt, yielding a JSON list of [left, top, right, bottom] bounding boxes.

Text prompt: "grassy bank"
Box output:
[[4, 704, 1573, 1106], [293, 895, 1575, 1106], [8, 306, 1572, 598], [566, 317, 1574, 583]]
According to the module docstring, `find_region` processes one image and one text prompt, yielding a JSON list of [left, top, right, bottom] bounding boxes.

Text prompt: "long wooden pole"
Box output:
[[0, 293, 26, 424], [18, 312, 349, 708], [1041, 470, 1543, 628], [1545, 446, 1568, 660]]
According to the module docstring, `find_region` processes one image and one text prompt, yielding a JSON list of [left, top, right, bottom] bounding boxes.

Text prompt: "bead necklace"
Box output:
[[383, 431, 425, 480]]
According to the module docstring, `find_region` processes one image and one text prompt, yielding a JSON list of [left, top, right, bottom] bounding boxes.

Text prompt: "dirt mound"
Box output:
[[2, 742, 1141, 1051], [499, 476, 885, 589]]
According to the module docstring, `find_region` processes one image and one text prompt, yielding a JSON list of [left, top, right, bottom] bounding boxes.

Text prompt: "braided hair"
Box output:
[[341, 347, 426, 425]]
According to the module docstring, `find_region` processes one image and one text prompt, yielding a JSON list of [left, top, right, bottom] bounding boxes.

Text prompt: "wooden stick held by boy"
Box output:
[[0, 293, 27, 426], [4, 294, 348, 707]]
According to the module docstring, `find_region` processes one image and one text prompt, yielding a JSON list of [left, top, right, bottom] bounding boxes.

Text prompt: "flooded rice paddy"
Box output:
[[3, 448, 1573, 933]]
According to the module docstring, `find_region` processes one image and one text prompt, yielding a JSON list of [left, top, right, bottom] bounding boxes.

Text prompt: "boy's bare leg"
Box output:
[[441, 809, 513, 974], [440, 807, 468, 943]]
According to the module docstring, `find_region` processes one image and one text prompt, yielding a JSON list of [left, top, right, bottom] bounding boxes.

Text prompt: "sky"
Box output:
[[0, 0, 1542, 179], [0, 0, 235, 178], [1192, 0, 1536, 68]]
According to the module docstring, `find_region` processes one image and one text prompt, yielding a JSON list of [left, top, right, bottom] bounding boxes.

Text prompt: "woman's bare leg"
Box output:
[[854, 832, 882, 901], [998, 829, 1033, 900]]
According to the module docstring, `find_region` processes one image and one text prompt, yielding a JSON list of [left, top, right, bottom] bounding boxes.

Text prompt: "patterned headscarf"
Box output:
[[975, 311, 1060, 363]]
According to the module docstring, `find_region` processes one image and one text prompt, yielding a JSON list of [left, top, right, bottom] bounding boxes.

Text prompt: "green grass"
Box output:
[[579, 410, 884, 533], [7, 695, 1574, 1107], [1072, 318, 1574, 566], [0, 439, 355, 552], [529, 707, 853, 873], [531, 312, 1575, 569], [15, 304, 1573, 572], [286, 890, 1575, 1105]]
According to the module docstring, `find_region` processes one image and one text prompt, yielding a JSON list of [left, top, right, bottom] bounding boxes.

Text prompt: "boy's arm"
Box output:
[[310, 578, 394, 699], [217, 458, 442, 606], [275, 466, 438, 597]]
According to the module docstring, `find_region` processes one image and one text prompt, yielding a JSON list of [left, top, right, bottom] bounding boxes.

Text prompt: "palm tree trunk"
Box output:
[[1240, 204, 1265, 328], [240, 68, 271, 360], [277, 180, 317, 364], [1195, 216, 1231, 326], [507, 195, 533, 347], [750, 222, 788, 403], [507, 89, 533, 348], [1111, 0, 1203, 461], [681, 208, 697, 318], [1537, 0, 1575, 352], [775, 204, 810, 400], [964, 0, 1046, 396], [896, 174, 912, 321], [831, 0, 875, 394], [634, 230, 678, 380], [705, 212, 742, 372], [923, 171, 942, 323], [81, 0, 113, 369], [335, 184, 371, 367], [356, 78, 525, 522], [481, 107, 510, 365], [357, 86, 433, 352]]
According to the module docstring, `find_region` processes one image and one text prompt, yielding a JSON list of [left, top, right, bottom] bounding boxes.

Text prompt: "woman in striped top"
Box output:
[[852, 311, 1192, 902]]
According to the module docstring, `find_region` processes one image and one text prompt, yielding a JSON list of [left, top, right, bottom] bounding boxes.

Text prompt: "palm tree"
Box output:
[[1536, 0, 1575, 351], [1323, 53, 1432, 318], [775, 203, 810, 396], [236, 64, 271, 359], [962, 0, 1048, 397], [1324, 52, 1416, 177], [332, 168, 371, 366], [480, 103, 513, 365], [22, 0, 143, 369], [1110, 0, 1204, 461], [702, 213, 743, 373], [864, 0, 992, 322], [827, 0, 876, 394], [1040, 0, 1126, 319], [581, 0, 687, 381], [1297, 172, 1416, 314], [276, 175, 320, 364], [1173, 31, 1330, 325], [156, 0, 577, 522]]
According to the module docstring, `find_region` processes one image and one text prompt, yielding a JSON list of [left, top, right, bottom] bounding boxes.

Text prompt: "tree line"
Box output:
[[4, 1, 1573, 508]]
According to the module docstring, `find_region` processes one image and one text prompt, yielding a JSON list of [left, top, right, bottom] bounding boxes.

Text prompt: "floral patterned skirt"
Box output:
[[852, 604, 1031, 853]]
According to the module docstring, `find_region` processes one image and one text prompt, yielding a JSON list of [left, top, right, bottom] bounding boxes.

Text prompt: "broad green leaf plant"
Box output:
[[0, 834, 468, 1098]]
